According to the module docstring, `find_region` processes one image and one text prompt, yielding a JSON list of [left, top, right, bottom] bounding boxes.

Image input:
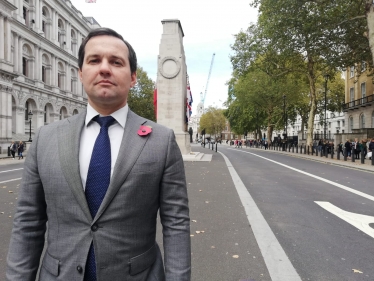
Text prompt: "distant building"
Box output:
[[338, 64, 374, 143], [0, 0, 100, 150]]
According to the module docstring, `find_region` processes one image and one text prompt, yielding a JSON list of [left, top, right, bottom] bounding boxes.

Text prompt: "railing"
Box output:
[[25, 78, 35, 85], [343, 95, 373, 111], [44, 84, 52, 90]]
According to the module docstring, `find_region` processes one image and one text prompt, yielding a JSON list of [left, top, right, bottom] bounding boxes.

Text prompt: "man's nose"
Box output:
[[99, 60, 111, 74]]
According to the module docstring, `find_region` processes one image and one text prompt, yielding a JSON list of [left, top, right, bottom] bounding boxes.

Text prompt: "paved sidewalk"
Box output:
[[219, 142, 374, 173], [180, 145, 271, 281]]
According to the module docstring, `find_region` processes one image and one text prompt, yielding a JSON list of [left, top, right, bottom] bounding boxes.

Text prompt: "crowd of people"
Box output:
[[9, 141, 24, 160], [338, 137, 374, 160], [223, 137, 374, 161]]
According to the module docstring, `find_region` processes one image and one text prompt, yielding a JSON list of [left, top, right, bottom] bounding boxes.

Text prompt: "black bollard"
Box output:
[[331, 147, 334, 159], [307, 146, 310, 155], [344, 148, 347, 161], [351, 152, 355, 162], [216, 143, 217, 153], [325, 146, 328, 158], [304, 144, 307, 154], [337, 148, 340, 160], [316, 147, 318, 156], [372, 152, 374, 166], [311, 146, 314, 155], [361, 150, 364, 164]]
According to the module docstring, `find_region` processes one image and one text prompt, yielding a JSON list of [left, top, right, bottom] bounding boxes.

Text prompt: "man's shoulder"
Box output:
[[38, 112, 86, 134]]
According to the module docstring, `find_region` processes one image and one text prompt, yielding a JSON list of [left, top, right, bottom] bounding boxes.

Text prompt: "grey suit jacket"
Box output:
[[6, 110, 191, 281]]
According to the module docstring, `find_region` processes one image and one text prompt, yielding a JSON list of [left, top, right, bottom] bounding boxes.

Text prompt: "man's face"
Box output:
[[79, 35, 137, 113]]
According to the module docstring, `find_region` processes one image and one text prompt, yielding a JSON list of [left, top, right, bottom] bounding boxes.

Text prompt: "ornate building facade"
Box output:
[[0, 0, 99, 151]]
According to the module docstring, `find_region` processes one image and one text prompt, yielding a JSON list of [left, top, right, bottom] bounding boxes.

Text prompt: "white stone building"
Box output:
[[188, 101, 204, 139], [0, 0, 100, 152]]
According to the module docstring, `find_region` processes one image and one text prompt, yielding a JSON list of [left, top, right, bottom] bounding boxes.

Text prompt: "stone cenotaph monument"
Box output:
[[157, 19, 191, 155]]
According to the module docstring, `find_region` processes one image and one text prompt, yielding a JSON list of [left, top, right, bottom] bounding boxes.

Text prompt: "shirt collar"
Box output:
[[85, 103, 128, 129]]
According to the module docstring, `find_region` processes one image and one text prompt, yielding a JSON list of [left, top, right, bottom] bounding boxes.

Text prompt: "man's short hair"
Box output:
[[78, 27, 137, 74]]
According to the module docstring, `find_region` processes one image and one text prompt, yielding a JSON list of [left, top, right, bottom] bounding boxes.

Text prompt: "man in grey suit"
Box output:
[[7, 27, 191, 281]]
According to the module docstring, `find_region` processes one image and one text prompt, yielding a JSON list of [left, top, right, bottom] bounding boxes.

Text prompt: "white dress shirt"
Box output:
[[79, 103, 128, 190]]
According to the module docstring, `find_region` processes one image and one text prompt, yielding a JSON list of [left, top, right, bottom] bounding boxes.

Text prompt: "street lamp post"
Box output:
[[28, 110, 33, 142], [323, 74, 329, 140]]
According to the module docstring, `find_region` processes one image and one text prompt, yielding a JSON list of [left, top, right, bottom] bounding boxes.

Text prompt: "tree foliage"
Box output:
[[199, 107, 226, 137], [128, 67, 155, 122], [228, 0, 354, 145]]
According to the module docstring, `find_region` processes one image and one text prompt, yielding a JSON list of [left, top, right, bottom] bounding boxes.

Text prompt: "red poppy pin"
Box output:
[[138, 125, 152, 136]]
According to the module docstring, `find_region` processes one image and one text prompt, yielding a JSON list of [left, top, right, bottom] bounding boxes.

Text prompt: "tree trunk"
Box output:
[[306, 59, 317, 147], [366, 1, 374, 66]]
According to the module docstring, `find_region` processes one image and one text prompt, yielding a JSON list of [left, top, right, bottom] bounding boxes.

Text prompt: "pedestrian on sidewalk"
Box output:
[[18, 141, 24, 160], [338, 142, 344, 157], [368, 138, 374, 160], [353, 138, 360, 159], [362, 139, 367, 159], [345, 139, 352, 158], [9, 141, 17, 159]]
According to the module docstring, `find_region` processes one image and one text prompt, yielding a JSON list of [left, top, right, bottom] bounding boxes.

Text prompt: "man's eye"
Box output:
[[114, 61, 122, 65], [89, 59, 98, 63]]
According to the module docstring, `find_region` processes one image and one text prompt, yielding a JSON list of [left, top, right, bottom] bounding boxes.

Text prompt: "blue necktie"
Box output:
[[84, 115, 115, 281]]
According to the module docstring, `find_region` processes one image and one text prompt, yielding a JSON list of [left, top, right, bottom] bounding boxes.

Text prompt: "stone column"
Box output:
[[18, 36, 23, 74], [51, 54, 55, 86], [66, 62, 70, 92], [35, 0, 39, 30], [34, 45, 39, 80], [66, 21, 71, 52], [5, 17, 12, 62], [157, 19, 190, 155], [14, 33, 18, 72], [51, 8, 55, 41], [0, 15, 5, 60], [0, 85, 13, 140]]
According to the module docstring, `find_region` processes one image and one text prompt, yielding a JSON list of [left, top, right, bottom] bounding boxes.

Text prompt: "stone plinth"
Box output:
[[157, 19, 191, 155]]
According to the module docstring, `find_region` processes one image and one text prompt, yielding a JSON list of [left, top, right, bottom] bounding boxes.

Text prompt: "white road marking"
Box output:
[[315, 201, 374, 239], [219, 151, 302, 281], [0, 168, 23, 174], [228, 148, 374, 202], [0, 178, 22, 184]]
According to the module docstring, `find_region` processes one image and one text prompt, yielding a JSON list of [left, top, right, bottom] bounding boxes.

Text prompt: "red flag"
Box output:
[[153, 88, 157, 119]]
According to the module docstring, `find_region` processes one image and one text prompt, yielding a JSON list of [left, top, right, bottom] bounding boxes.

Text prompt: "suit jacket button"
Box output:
[[91, 224, 99, 232], [77, 266, 83, 273]]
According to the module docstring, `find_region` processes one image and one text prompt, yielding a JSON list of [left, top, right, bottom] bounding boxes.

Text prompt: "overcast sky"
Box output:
[[70, 0, 258, 114]]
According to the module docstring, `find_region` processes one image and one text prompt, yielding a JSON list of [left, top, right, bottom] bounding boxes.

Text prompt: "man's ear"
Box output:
[[130, 72, 137, 87], [79, 68, 83, 82]]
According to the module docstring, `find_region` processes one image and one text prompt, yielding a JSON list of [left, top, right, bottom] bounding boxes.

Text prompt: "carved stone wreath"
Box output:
[[159, 56, 181, 79]]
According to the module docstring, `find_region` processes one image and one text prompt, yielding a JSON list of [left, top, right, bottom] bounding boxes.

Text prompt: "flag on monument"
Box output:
[[153, 88, 157, 119]]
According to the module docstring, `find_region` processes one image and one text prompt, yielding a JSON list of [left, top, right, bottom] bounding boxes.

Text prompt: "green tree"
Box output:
[[127, 67, 155, 121], [199, 107, 226, 138]]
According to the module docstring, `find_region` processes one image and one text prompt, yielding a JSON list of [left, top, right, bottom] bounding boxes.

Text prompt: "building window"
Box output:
[[342, 120, 345, 127], [350, 66, 354, 78], [349, 116, 353, 133], [42, 66, 46, 82], [337, 121, 340, 127], [58, 73, 61, 88], [361, 82, 366, 98], [23, 7, 27, 20], [44, 105, 47, 123], [22, 57, 27, 76], [360, 114, 365, 129], [362, 62, 367, 72], [350, 87, 354, 102], [42, 20, 45, 32], [25, 101, 29, 121], [328, 122, 331, 128]]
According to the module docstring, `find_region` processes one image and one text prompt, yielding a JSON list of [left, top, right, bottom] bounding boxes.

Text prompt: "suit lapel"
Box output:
[[93, 110, 148, 222], [58, 111, 92, 222]]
